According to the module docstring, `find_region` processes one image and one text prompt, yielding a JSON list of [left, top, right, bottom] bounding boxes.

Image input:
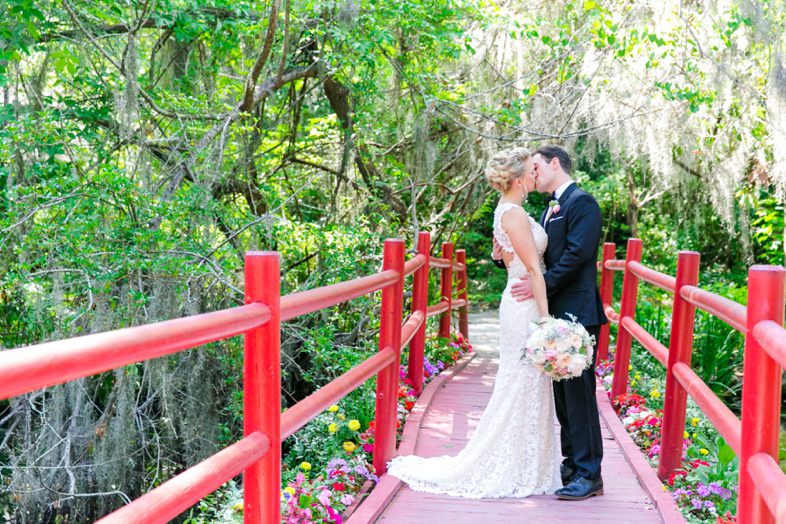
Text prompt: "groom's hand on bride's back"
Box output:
[[491, 237, 506, 269], [510, 276, 534, 301]]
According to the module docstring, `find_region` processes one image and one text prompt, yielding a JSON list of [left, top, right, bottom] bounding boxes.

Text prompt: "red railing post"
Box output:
[[456, 249, 469, 339], [439, 242, 454, 339], [658, 251, 700, 480], [611, 238, 642, 400], [738, 265, 785, 524], [373, 239, 405, 476], [408, 232, 430, 395], [243, 252, 281, 524], [597, 242, 616, 362]]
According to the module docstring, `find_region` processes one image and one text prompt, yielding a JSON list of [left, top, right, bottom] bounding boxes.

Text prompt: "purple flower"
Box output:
[[697, 483, 711, 497], [317, 489, 332, 506], [354, 465, 370, 477], [436, 360, 445, 371], [327, 458, 348, 476], [648, 445, 660, 457], [672, 488, 690, 498], [691, 498, 702, 509], [340, 494, 355, 505], [424, 358, 437, 376], [703, 500, 717, 514]]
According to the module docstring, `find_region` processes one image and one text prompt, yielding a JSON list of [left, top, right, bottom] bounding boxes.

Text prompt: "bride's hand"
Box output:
[[510, 276, 534, 302]]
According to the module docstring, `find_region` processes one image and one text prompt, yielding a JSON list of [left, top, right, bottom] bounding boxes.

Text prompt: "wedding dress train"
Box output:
[[387, 202, 561, 498]]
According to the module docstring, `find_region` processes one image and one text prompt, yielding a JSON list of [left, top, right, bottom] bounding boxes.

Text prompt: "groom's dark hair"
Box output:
[[534, 145, 572, 174]]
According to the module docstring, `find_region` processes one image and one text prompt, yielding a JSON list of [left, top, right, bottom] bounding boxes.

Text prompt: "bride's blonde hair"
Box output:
[[485, 147, 531, 195]]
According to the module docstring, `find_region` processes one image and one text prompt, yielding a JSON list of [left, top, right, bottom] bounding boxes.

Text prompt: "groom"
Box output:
[[492, 145, 607, 500]]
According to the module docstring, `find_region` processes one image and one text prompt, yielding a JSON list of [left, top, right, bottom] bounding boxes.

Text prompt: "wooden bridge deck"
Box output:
[[347, 313, 684, 524]]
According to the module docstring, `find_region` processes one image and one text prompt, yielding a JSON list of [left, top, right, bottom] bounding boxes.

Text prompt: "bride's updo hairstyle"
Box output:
[[485, 147, 531, 194]]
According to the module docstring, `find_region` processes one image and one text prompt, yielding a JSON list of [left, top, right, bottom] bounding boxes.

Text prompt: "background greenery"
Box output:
[[1, 0, 785, 521]]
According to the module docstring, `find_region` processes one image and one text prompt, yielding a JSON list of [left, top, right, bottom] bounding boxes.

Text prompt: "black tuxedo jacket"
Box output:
[[539, 183, 607, 327]]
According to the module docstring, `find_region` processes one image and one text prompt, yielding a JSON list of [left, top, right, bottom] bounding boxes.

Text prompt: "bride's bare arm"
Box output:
[[501, 208, 549, 319]]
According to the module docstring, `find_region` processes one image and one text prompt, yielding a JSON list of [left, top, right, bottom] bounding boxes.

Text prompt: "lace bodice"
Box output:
[[493, 202, 548, 279]]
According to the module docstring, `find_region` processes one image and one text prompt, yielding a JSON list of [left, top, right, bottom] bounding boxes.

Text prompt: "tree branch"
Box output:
[[241, 0, 281, 112]]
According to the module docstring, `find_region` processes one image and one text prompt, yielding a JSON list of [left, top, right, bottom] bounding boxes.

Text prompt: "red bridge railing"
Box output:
[[0, 232, 469, 523], [598, 238, 785, 524]]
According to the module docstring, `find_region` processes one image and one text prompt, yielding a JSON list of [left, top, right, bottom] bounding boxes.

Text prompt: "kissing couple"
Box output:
[[388, 145, 607, 501]]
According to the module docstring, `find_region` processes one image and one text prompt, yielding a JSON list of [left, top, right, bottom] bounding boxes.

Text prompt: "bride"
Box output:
[[387, 147, 561, 498]]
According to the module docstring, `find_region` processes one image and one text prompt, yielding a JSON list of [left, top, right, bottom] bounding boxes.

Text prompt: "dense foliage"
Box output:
[[1, 0, 785, 521]]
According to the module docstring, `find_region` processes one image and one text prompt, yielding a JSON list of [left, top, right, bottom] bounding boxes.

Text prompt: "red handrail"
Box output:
[[96, 432, 272, 524], [429, 256, 452, 268], [597, 238, 786, 524], [426, 301, 450, 317], [679, 285, 747, 332], [0, 303, 271, 400], [752, 320, 786, 370], [280, 348, 397, 440], [619, 317, 668, 366], [439, 242, 454, 338], [671, 362, 742, 454], [628, 260, 676, 292], [404, 253, 428, 277], [280, 270, 399, 321], [2, 233, 471, 523]]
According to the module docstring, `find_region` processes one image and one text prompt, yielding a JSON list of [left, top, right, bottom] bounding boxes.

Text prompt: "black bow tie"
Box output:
[[551, 192, 557, 199]]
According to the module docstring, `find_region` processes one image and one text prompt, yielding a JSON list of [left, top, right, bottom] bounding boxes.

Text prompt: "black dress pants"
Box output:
[[552, 324, 603, 480]]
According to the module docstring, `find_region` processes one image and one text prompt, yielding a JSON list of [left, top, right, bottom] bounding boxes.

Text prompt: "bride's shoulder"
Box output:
[[499, 204, 528, 225]]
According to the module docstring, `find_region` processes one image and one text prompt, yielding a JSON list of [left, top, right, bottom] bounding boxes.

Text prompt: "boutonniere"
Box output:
[[549, 200, 561, 215]]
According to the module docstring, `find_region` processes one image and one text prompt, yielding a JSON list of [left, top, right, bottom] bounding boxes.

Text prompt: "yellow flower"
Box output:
[[684, 431, 689, 439], [628, 365, 633, 371], [328, 423, 338, 433], [234, 502, 244, 512], [337, 413, 346, 421], [692, 433, 697, 438], [631, 380, 637, 387], [649, 390, 660, 399], [328, 405, 339, 412], [348, 420, 361, 431], [634, 374, 641, 380], [691, 418, 699, 427], [343, 441, 356, 453], [700, 448, 709, 455], [300, 462, 311, 471]]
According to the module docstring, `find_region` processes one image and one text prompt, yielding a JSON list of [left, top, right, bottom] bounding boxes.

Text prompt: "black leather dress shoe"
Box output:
[[555, 476, 603, 500], [560, 464, 576, 486]]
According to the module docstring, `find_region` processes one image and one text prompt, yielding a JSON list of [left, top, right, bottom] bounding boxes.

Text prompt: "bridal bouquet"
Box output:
[[521, 315, 595, 381]]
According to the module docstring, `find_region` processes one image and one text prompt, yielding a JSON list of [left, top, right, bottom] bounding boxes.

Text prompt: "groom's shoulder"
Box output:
[[567, 186, 599, 206]]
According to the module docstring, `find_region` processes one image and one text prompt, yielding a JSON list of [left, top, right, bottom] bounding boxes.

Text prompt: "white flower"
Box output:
[[568, 355, 588, 376]]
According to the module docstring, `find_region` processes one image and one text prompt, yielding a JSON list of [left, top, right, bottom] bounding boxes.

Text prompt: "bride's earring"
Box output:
[[519, 182, 525, 201]]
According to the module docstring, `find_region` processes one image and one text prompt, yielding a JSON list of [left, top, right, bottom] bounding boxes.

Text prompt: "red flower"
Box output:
[[667, 471, 687, 486], [405, 400, 415, 410], [332, 482, 345, 491]]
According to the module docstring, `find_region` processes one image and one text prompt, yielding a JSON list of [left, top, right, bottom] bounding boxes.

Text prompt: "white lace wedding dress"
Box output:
[[387, 202, 561, 498]]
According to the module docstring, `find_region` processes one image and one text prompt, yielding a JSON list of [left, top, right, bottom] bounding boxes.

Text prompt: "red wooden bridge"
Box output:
[[1, 234, 785, 523]]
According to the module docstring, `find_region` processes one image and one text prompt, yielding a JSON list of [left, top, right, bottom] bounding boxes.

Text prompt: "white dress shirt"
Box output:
[[543, 180, 574, 225]]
